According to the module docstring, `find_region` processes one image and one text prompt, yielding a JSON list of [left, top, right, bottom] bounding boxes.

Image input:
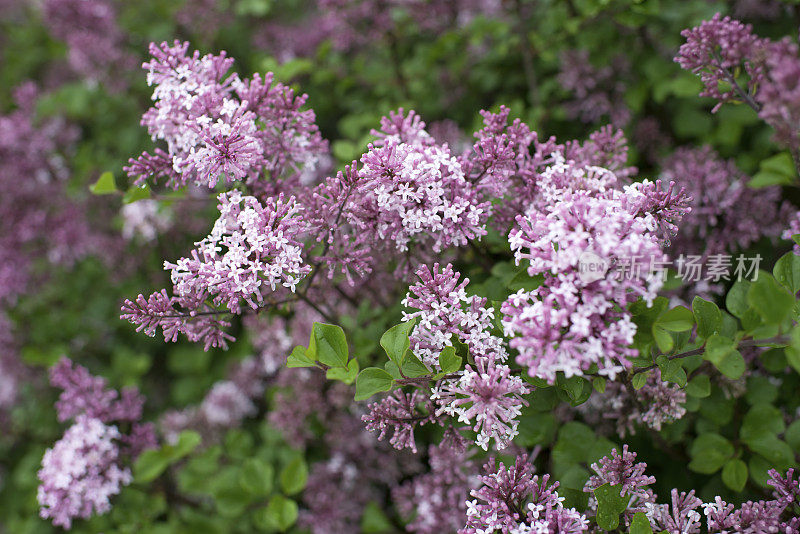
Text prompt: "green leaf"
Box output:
[[747, 274, 794, 325], [311, 323, 349, 368], [688, 433, 734, 474], [749, 169, 796, 188], [287, 345, 314, 368], [686, 374, 711, 398], [263, 495, 298, 531], [592, 376, 606, 393], [593, 484, 629, 530], [692, 297, 722, 339], [721, 459, 748, 492], [134, 431, 201, 483], [716, 350, 745, 379], [557, 375, 593, 406], [703, 334, 735, 365], [89, 171, 117, 195], [361, 501, 393, 533], [629, 512, 654, 534], [239, 458, 274, 497], [354, 368, 395, 401], [400, 351, 430, 378], [508, 270, 544, 292], [438, 346, 462, 374], [280, 456, 308, 495], [326, 359, 359, 383], [380, 319, 416, 368], [741, 403, 786, 444], [749, 152, 796, 188], [726, 280, 751, 319], [773, 252, 800, 294], [632, 372, 648, 390], [656, 306, 695, 332], [122, 184, 152, 203], [652, 326, 674, 353]]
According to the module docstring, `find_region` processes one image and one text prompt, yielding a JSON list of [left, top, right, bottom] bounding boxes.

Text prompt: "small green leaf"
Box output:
[[773, 252, 800, 294], [133, 431, 201, 483], [721, 459, 748, 492], [686, 374, 711, 398], [592, 376, 606, 393], [657, 306, 695, 332], [716, 350, 745, 379], [747, 274, 794, 325], [652, 326, 674, 353], [264, 495, 298, 531], [593, 484, 629, 530], [326, 359, 359, 383], [287, 346, 314, 368], [631, 372, 648, 390], [280, 456, 308, 495], [401, 351, 430, 378], [693, 297, 722, 339], [380, 319, 416, 368], [354, 368, 395, 401], [90, 171, 117, 195], [239, 458, 274, 497], [703, 334, 736, 365], [438, 346, 462, 374], [688, 433, 734, 474], [629, 512, 654, 534], [557, 375, 593, 406], [311, 323, 349, 368], [725, 280, 751, 319], [122, 184, 152, 203]]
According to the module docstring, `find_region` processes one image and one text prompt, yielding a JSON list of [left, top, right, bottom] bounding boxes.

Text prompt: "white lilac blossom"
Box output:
[[166, 190, 310, 314], [402, 263, 506, 368], [433, 358, 528, 450], [357, 141, 488, 253], [37, 416, 132, 530], [502, 158, 689, 382]]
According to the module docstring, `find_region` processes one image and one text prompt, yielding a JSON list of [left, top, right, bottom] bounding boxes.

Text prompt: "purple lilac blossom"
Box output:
[[126, 41, 327, 190], [502, 156, 688, 382], [461, 456, 588, 533], [37, 416, 132, 529], [362, 390, 438, 453], [558, 50, 631, 127], [661, 146, 787, 256], [584, 445, 656, 521]]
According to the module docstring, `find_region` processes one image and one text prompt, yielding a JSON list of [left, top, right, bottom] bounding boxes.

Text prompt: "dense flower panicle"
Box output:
[[126, 41, 327, 189], [579, 369, 686, 437], [199, 380, 257, 426], [675, 13, 766, 111], [757, 38, 800, 149], [461, 456, 588, 533], [166, 191, 310, 314], [502, 160, 682, 381], [644, 489, 703, 534], [42, 0, 134, 85], [432, 358, 528, 450], [584, 446, 656, 515], [362, 390, 437, 453], [370, 108, 434, 147], [565, 126, 638, 181], [394, 437, 477, 534], [620, 180, 692, 244], [558, 50, 631, 127], [37, 416, 132, 530], [50, 357, 145, 424], [661, 146, 785, 256], [402, 263, 507, 368], [357, 140, 489, 253], [120, 289, 234, 350]]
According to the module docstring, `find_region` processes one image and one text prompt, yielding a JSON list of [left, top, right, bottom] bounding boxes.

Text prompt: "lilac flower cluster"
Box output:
[[581, 447, 800, 533], [660, 146, 788, 256], [676, 13, 800, 150], [38, 358, 155, 529], [461, 456, 588, 533], [394, 433, 477, 534], [37, 415, 132, 530], [41, 0, 134, 86], [126, 41, 327, 190], [502, 156, 690, 382], [399, 263, 528, 450], [362, 390, 437, 453], [558, 50, 631, 127]]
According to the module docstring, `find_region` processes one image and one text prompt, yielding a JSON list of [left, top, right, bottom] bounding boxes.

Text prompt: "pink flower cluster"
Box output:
[[38, 358, 156, 529], [125, 41, 326, 190], [676, 13, 800, 149], [461, 456, 589, 533], [502, 157, 689, 382], [38, 415, 132, 530]]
